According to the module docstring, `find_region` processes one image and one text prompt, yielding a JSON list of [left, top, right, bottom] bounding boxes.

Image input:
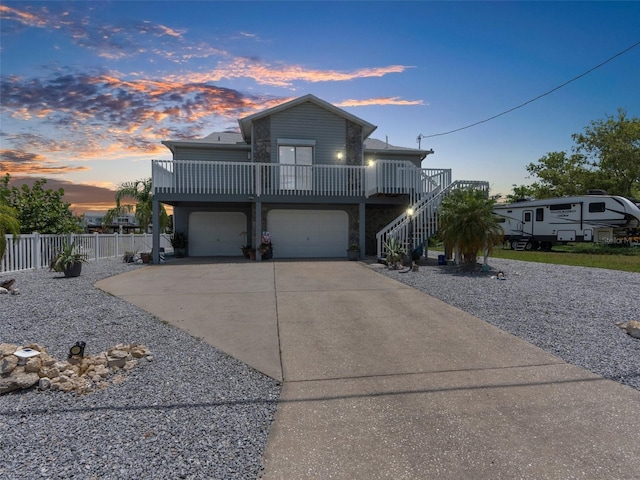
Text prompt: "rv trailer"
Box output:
[[493, 194, 640, 250]]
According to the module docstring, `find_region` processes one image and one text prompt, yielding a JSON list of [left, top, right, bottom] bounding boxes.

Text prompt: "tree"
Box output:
[[512, 109, 639, 200], [104, 178, 168, 232], [3, 174, 83, 234], [573, 108, 640, 199], [0, 175, 21, 262], [438, 188, 503, 271]]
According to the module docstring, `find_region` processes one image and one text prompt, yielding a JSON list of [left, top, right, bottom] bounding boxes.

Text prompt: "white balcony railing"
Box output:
[[152, 160, 451, 199]]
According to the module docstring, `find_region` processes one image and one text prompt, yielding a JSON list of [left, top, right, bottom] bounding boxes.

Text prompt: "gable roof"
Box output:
[[238, 94, 377, 142]]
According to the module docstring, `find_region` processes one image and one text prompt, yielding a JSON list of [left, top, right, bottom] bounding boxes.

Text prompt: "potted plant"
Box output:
[[347, 244, 360, 261], [140, 252, 152, 263], [170, 231, 188, 258], [50, 241, 87, 277], [259, 231, 273, 260]]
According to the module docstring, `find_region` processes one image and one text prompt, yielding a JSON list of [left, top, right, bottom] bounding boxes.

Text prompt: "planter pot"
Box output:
[[140, 253, 152, 263], [347, 249, 360, 261], [241, 247, 252, 259], [249, 250, 256, 260], [63, 261, 83, 278], [174, 248, 186, 258]]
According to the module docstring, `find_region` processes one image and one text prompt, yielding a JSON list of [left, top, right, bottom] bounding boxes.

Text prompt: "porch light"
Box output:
[[368, 160, 375, 167], [406, 207, 415, 217], [336, 151, 343, 161]]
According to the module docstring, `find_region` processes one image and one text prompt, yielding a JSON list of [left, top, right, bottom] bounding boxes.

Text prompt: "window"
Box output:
[[550, 203, 572, 211], [536, 208, 544, 221], [589, 202, 606, 213], [524, 212, 532, 222], [279, 144, 313, 190]]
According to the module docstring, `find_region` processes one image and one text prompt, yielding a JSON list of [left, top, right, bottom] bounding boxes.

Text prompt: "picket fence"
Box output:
[[1, 233, 172, 273]]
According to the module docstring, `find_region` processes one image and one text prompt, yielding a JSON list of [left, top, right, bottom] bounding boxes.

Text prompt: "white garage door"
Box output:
[[189, 212, 246, 256], [268, 209, 348, 258]]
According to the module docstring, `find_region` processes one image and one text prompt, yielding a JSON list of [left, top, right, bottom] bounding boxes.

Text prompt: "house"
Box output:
[[151, 94, 488, 261], [83, 210, 139, 233]]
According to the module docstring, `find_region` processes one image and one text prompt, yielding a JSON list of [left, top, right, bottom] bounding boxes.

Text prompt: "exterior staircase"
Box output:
[[376, 178, 490, 262]]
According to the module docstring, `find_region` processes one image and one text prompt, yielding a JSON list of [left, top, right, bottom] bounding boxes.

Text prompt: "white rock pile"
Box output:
[[0, 342, 152, 395]]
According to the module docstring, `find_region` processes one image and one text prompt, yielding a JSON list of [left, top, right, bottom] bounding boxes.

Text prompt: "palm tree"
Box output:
[[104, 178, 168, 232], [438, 188, 503, 271]]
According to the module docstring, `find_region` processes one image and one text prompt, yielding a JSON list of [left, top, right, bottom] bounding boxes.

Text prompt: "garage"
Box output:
[[188, 212, 246, 256], [267, 209, 349, 258]]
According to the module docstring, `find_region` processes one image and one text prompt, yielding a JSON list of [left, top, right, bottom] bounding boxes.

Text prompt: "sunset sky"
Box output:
[[1, 1, 639, 214]]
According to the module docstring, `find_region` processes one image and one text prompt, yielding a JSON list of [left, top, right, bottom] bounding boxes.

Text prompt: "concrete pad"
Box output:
[[97, 260, 640, 479], [96, 262, 282, 380], [263, 365, 640, 479]]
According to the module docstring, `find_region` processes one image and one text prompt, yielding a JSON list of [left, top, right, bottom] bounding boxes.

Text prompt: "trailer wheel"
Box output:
[[531, 241, 540, 251], [524, 241, 533, 251], [510, 240, 519, 250]]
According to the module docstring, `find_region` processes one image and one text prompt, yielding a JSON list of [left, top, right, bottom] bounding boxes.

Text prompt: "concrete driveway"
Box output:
[[97, 260, 640, 479]]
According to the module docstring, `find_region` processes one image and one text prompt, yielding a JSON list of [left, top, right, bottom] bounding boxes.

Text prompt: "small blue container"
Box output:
[[437, 254, 446, 265]]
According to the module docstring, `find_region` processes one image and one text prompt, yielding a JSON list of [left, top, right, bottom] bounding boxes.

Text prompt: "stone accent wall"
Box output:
[[253, 117, 271, 163], [365, 205, 406, 255], [345, 121, 363, 166]]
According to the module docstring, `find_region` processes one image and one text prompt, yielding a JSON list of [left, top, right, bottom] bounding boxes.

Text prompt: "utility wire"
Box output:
[[422, 40, 640, 138]]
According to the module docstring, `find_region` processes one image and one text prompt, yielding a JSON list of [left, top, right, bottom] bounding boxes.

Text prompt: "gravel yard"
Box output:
[[380, 255, 640, 391], [0, 259, 280, 480]]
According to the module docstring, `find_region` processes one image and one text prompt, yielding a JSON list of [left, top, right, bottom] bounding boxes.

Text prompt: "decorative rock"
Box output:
[[0, 343, 19, 357], [1, 342, 150, 395], [0, 355, 18, 374], [626, 320, 640, 339], [25, 356, 42, 373], [0, 287, 8, 294], [41, 367, 60, 379], [0, 371, 39, 394]]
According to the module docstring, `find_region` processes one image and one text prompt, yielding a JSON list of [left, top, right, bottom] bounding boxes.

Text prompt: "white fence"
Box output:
[[1, 233, 172, 273]]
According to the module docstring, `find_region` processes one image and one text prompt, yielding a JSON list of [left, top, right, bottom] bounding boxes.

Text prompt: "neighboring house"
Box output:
[[151, 94, 487, 261], [83, 211, 139, 233]]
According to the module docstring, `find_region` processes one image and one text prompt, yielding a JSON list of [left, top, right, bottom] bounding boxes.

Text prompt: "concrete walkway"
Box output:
[[97, 260, 640, 479]]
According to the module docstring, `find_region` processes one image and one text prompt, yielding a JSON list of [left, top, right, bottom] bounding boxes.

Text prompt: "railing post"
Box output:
[[94, 232, 100, 261], [33, 232, 41, 270]]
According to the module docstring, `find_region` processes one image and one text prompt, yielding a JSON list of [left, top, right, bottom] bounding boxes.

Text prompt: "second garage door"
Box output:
[[268, 209, 348, 258], [189, 212, 246, 256]]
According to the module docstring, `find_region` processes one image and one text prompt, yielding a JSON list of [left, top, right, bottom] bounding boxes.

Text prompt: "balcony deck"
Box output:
[[152, 160, 452, 202]]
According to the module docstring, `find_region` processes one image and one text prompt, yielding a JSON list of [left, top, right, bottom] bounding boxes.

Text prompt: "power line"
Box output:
[[421, 40, 640, 138]]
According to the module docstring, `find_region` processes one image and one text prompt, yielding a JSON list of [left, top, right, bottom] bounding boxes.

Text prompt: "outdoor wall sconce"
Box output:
[[68, 341, 86, 358], [336, 151, 343, 161], [406, 207, 415, 217]]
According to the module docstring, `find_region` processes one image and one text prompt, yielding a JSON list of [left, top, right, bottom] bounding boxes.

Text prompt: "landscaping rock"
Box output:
[[0, 343, 151, 395]]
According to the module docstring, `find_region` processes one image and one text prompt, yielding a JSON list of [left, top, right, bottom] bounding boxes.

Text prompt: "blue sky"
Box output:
[[1, 1, 639, 212]]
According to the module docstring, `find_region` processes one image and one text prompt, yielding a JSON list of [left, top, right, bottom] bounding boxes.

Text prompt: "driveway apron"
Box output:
[[98, 260, 640, 479]]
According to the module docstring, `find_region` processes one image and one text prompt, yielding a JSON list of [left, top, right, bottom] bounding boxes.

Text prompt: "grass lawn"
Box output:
[[431, 244, 640, 273]]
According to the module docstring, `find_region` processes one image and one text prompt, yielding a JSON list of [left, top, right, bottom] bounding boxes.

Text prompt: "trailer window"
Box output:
[[524, 212, 532, 222], [536, 208, 544, 221], [550, 203, 572, 211], [589, 202, 606, 213]]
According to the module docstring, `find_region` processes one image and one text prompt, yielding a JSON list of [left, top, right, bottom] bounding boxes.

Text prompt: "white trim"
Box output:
[[277, 138, 316, 146]]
